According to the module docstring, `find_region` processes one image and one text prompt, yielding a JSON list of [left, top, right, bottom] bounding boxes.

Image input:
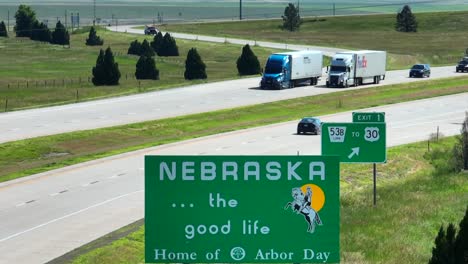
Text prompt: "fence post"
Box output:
[[76, 89, 79, 102], [4, 99, 7, 112]]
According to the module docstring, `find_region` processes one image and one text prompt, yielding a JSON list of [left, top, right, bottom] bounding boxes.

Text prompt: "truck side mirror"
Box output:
[[347, 67, 351, 72], [326, 66, 329, 73]]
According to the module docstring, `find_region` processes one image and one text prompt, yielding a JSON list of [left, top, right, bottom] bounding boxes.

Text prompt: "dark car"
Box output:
[[456, 59, 468, 72], [297, 117, 321, 135], [144, 25, 158, 35], [409, 64, 431, 78]]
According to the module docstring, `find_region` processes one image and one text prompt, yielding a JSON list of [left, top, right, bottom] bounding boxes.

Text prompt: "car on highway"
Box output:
[[456, 59, 468, 72], [409, 64, 431, 78], [297, 117, 321, 135], [144, 25, 158, 35]]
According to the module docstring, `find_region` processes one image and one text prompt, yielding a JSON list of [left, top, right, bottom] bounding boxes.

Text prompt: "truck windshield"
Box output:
[[330, 66, 347, 72], [264, 62, 283, 74]]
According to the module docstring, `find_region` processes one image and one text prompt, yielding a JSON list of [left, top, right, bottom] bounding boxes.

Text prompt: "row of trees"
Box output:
[[14, 5, 69, 45], [127, 32, 179, 57], [128, 39, 155, 57], [92, 46, 207, 85], [280, 2, 417, 33], [93, 42, 260, 86]]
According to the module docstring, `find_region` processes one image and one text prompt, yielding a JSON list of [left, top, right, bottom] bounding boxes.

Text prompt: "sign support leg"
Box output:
[[373, 163, 377, 206]]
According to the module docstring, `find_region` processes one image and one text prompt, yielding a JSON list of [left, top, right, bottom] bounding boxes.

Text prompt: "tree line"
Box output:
[[11, 4, 70, 45], [281, 2, 417, 33]]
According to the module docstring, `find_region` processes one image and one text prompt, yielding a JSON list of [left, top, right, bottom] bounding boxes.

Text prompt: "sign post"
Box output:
[[145, 155, 340, 263], [352, 112, 385, 206]]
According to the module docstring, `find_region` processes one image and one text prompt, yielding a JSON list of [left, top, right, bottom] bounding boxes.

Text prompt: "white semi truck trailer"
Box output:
[[326, 50, 386, 88], [260, 50, 323, 89]]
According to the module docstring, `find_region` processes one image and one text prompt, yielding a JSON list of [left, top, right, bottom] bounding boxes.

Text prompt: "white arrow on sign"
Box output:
[[347, 147, 360, 159]]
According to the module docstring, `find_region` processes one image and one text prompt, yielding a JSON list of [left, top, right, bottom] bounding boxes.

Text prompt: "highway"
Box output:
[[0, 25, 467, 263], [0, 93, 466, 263], [0, 66, 461, 144], [0, 24, 464, 144]]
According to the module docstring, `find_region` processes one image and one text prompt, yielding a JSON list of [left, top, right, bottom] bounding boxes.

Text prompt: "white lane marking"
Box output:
[[15, 203, 25, 207], [81, 181, 98, 187], [50, 193, 59, 197], [0, 190, 143, 243]]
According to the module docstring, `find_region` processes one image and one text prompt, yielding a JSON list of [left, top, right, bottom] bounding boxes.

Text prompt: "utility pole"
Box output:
[[7, 10, 9, 32], [93, 0, 96, 25], [239, 0, 242, 20], [333, 3, 336, 16], [297, 0, 300, 16], [65, 10, 67, 29]]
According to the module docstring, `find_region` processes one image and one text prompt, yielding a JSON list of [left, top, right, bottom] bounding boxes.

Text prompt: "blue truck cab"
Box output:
[[260, 54, 292, 89]]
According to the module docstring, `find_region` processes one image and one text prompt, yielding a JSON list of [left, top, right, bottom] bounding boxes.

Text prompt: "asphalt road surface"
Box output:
[[0, 93, 466, 264], [0, 65, 461, 144]]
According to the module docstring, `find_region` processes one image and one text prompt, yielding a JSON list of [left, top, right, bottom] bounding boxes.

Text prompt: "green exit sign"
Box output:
[[145, 155, 340, 263], [321, 122, 386, 163], [352, 112, 385, 123]]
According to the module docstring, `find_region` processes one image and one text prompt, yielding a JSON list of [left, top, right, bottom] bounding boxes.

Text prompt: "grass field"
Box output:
[[64, 137, 468, 264], [0, 28, 279, 110], [158, 11, 468, 69], [2, 76, 468, 183]]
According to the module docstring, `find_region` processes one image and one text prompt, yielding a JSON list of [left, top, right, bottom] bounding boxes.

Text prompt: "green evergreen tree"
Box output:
[[86, 26, 104, 46], [52, 21, 70, 45], [455, 207, 468, 264], [282, 3, 302, 32], [31, 21, 51, 43], [429, 209, 468, 264], [236, 44, 261, 76], [92, 47, 120, 85], [184, 48, 207, 80], [151, 31, 164, 56], [429, 226, 449, 264], [396, 5, 418, 32], [140, 39, 155, 57], [0, 21, 7, 37], [160, 32, 179, 56], [14, 5, 36, 37], [92, 49, 106, 85], [135, 56, 159, 80], [127, 40, 142, 56]]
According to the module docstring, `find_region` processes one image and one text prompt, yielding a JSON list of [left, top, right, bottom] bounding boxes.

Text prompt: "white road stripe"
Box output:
[[0, 190, 143, 243]]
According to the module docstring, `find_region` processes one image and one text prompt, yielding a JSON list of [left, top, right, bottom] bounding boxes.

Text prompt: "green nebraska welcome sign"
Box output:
[[145, 156, 340, 263]]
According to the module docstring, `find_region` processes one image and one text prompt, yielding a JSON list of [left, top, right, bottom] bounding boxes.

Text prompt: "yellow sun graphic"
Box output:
[[300, 184, 325, 212]]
